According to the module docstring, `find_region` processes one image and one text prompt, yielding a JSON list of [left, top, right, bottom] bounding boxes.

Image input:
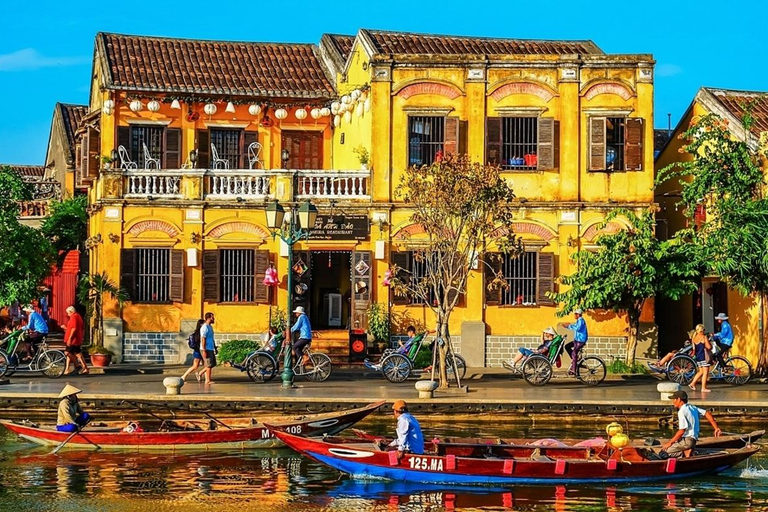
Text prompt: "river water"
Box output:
[[0, 417, 765, 511]]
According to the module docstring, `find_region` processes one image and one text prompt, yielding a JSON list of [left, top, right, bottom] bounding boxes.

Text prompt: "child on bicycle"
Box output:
[[504, 327, 559, 371]]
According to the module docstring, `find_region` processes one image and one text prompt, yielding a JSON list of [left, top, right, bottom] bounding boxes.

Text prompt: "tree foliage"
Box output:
[[550, 209, 702, 364], [77, 272, 129, 354], [0, 166, 56, 306], [40, 195, 88, 256], [390, 154, 520, 388]]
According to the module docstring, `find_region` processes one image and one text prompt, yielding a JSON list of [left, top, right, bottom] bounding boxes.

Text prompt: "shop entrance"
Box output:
[[308, 251, 352, 329]]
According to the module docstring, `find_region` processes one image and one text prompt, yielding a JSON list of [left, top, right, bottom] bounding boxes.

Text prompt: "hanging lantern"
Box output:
[[351, 89, 361, 100], [364, 97, 371, 112], [204, 103, 218, 116], [341, 95, 351, 105], [225, 101, 236, 113], [334, 114, 341, 127], [344, 110, 352, 124], [263, 266, 279, 286], [248, 104, 262, 116], [331, 101, 340, 115], [129, 100, 143, 112], [274, 108, 288, 120], [295, 108, 307, 120], [355, 102, 364, 117], [320, 107, 331, 117], [103, 99, 115, 116], [310, 108, 321, 120], [171, 99, 181, 110], [147, 100, 161, 112]]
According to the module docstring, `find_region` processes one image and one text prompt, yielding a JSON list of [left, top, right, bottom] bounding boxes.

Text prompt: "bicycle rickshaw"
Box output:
[[364, 332, 467, 383], [236, 332, 333, 383], [660, 340, 752, 386], [502, 333, 607, 386], [0, 329, 67, 379]]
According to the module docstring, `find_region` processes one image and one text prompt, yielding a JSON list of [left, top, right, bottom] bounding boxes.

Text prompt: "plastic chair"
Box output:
[[211, 143, 229, 169], [142, 143, 161, 169], [247, 142, 263, 169], [117, 145, 137, 170]]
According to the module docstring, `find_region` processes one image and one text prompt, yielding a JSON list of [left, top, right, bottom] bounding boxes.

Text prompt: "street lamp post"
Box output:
[[265, 199, 318, 388]]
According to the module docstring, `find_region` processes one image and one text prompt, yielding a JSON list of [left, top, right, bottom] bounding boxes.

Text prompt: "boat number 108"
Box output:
[[408, 457, 444, 472]]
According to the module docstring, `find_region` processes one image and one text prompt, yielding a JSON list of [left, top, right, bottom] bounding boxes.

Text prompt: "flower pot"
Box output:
[[90, 353, 112, 367], [361, 163, 369, 171]]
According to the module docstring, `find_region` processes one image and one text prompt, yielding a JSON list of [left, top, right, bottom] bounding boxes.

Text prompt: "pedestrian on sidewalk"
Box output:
[[689, 324, 713, 393], [197, 313, 217, 384], [63, 306, 88, 375], [564, 308, 588, 376], [661, 390, 721, 458], [182, 319, 205, 381]]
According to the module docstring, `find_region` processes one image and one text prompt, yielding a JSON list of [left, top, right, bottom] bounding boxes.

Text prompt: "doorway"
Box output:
[[309, 251, 352, 329], [696, 279, 728, 335]]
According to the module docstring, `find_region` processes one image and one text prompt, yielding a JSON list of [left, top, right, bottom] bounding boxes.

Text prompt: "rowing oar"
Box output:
[[119, 399, 177, 423], [120, 399, 232, 430], [201, 411, 232, 430], [50, 422, 100, 454]]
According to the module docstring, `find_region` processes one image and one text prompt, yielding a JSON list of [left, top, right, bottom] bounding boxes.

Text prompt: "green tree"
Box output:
[[658, 112, 768, 374], [550, 209, 702, 364], [77, 272, 129, 354], [390, 154, 520, 388], [0, 166, 56, 305], [40, 195, 88, 257]]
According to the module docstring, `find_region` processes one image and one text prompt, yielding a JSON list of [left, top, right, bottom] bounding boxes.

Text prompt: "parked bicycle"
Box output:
[[0, 329, 67, 379], [237, 332, 332, 383], [502, 334, 607, 386], [663, 339, 751, 386], [365, 331, 467, 383]]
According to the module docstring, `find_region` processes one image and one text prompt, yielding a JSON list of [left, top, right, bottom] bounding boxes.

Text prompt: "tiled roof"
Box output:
[[325, 34, 355, 61], [97, 32, 336, 98], [706, 88, 768, 137], [361, 29, 602, 56], [654, 129, 671, 152], [4, 165, 45, 180], [59, 103, 88, 160]]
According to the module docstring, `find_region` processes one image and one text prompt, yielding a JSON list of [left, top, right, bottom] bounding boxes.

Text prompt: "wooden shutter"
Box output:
[[242, 130, 258, 168], [589, 117, 606, 171], [484, 253, 503, 306], [253, 250, 270, 304], [203, 250, 220, 302], [170, 249, 185, 302], [444, 117, 460, 156], [391, 252, 411, 305], [196, 130, 210, 169], [120, 249, 137, 301], [624, 118, 644, 171], [165, 128, 181, 169], [537, 252, 555, 305], [84, 127, 101, 179], [486, 117, 502, 165], [537, 118, 560, 170], [352, 251, 372, 330], [117, 126, 131, 154]]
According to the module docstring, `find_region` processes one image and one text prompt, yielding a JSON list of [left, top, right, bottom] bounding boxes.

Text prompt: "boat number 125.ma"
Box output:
[[409, 457, 444, 472]]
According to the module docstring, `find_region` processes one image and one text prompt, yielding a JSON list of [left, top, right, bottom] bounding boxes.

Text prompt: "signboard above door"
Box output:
[[309, 215, 369, 241]]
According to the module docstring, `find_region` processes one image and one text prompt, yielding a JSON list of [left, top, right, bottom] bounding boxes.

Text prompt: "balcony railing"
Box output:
[[295, 170, 370, 199], [206, 170, 272, 199], [125, 170, 183, 199], [18, 181, 62, 218]]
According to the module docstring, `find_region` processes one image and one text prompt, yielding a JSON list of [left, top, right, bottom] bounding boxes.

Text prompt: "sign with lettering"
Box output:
[[309, 215, 369, 240]]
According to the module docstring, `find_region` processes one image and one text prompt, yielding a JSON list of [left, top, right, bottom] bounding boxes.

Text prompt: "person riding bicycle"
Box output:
[[20, 305, 48, 363], [504, 327, 561, 372], [711, 313, 733, 365], [290, 306, 312, 366], [564, 308, 588, 376]]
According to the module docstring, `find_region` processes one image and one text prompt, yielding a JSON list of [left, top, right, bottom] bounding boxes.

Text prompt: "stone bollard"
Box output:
[[415, 380, 438, 399], [163, 376, 184, 395], [657, 381, 680, 400]]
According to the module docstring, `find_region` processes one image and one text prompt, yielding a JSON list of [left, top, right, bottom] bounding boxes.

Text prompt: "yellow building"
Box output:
[[655, 87, 768, 362], [82, 29, 656, 365]]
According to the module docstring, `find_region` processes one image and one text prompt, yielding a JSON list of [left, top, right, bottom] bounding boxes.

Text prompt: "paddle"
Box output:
[[201, 411, 232, 430], [120, 399, 232, 430], [50, 422, 100, 454]]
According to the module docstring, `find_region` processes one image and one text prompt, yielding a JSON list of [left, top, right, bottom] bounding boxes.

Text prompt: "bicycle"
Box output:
[[365, 332, 467, 383], [0, 330, 67, 379], [502, 333, 607, 386], [665, 339, 752, 386], [240, 332, 332, 383]]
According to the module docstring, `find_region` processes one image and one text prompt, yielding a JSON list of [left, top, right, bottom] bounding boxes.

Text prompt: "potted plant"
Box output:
[[353, 145, 370, 170], [101, 155, 114, 169], [366, 302, 390, 354], [77, 272, 129, 367]]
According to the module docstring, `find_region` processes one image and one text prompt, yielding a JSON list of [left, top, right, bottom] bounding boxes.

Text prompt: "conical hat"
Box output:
[[58, 384, 82, 398]]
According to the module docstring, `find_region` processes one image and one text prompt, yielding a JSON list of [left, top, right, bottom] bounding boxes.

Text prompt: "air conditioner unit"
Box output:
[[325, 293, 342, 327]]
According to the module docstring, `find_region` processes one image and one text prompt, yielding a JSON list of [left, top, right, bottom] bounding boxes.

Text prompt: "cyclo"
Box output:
[[663, 338, 752, 386], [0, 329, 67, 379], [236, 331, 332, 383], [364, 331, 467, 383], [502, 333, 607, 386]]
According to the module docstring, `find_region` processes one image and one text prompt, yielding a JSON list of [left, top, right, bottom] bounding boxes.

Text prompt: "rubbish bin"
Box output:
[[349, 330, 368, 361]]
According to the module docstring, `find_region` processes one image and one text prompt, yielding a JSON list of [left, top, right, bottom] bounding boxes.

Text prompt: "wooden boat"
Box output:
[[270, 430, 760, 484], [0, 401, 384, 450], [350, 428, 765, 450]]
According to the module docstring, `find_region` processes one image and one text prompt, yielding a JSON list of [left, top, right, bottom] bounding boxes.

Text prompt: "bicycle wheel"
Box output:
[[381, 354, 412, 383], [446, 354, 467, 379], [577, 356, 606, 386], [522, 355, 553, 386], [304, 353, 332, 382], [0, 350, 9, 378], [723, 356, 752, 386], [246, 352, 277, 383], [666, 354, 696, 385], [39, 350, 67, 379]]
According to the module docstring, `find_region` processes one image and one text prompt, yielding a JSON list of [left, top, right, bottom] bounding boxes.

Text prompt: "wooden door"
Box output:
[[281, 131, 323, 169], [351, 251, 372, 331]]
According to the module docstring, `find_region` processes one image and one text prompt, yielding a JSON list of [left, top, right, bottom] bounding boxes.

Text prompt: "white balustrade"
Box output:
[[295, 170, 370, 199], [206, 171, 272, 199], [124, 171, 182, 198]]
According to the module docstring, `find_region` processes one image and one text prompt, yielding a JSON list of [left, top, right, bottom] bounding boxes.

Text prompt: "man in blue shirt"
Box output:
[[564, 308, 588, 376], [385, 399, 424, 457], [661, 390, 721, 458], [712, 313, 733, 365], [21, 305, 49, 362], [290, 306, 313, 365]]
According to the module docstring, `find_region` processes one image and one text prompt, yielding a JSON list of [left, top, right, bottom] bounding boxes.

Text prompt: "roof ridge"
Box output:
[[97, 31, 319, 48], [704, 86, 768, 96], [361, 27, 599, 46]]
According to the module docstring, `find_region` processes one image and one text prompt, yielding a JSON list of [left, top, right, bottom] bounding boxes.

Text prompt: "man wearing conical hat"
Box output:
[[56, 385, 90, 433]]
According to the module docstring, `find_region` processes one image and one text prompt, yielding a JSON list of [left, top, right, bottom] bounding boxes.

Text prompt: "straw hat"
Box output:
[[354, 280, 368, 293], [715, 313, 729, 321], [292, 306, 305, 314], [573, 308, 583, 315], [58, 384, 82, 398], [543, 326, 558, 336]]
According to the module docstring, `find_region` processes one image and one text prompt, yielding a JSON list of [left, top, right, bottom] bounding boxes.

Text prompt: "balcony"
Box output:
[[296, 170, 370, 200], [18, 181, 62, 219]]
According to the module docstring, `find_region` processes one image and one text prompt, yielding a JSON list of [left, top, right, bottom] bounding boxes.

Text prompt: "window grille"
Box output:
[[408, 116, 445, 166], [220, 249, 254, 302], [501, 117, 538, 170], [130, 126, 164, 168], [501, 252, 538, 305], [136, 248, 170, 303], [409, 252, 438, 305], [210, 129, 242, 168], [606, 117, 625, 171]]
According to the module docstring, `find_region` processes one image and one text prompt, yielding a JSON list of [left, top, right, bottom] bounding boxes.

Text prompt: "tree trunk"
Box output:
[[624, 308, 641, 366], [758, 292, 768, 377], [436, 320, 449, 389]]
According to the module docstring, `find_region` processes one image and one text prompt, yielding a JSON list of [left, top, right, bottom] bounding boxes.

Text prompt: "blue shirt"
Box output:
[[389, 412, 424, 454], [200, 323, 215, 351], [713, 321, 734, 347], [23, 311, 48, 334], [678, 403, 707, 440], [291, 313, 312, 340], [567, 317, 588, 343]]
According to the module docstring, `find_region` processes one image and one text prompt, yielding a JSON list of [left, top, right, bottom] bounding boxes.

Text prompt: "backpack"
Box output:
[[188, 332, 200, 351]]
